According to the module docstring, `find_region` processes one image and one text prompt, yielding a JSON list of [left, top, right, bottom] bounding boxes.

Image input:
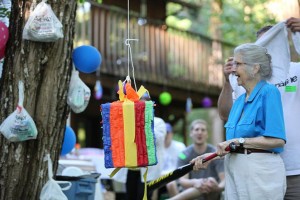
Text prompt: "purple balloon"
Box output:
[[94, 80, 103, 100], [202, 97, 212, 108], [94, 90, 103, 100]]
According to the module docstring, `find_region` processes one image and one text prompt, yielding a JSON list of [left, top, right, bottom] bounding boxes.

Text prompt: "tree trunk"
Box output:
[[0, 1, 77, 199]]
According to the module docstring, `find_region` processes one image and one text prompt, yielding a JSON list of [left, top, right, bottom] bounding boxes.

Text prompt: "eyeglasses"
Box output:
[[233, 61, 251, 67]]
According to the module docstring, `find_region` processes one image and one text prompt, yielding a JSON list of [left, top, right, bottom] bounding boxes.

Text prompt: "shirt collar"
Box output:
[[247, 80, 267, 102]]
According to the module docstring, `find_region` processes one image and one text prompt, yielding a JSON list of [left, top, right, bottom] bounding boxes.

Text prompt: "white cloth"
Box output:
[[231, 21, 300, 100], [161, 140, 186, 175], [292, 32, 300, 55], [278, 62, 300, 176], [112, 117, 167, 183], [256, 21, 293, 83], [224, 153, 286, 200]]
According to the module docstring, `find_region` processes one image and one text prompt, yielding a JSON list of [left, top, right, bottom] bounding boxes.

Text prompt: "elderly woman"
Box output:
[[194, 43, 286, 200]]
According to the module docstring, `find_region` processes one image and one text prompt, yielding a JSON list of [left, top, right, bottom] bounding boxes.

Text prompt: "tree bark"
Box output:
[[0, 1, 77, 199]]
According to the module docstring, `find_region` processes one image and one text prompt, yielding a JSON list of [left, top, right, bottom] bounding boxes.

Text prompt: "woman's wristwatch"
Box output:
[[238, 138, 245, 148]]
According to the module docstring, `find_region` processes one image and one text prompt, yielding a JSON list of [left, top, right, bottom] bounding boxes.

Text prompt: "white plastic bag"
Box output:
[[0, 81, 38, 142], [40, 154, 71, 200], [23, 0, 63, 42], [67, 69, 91, 113]]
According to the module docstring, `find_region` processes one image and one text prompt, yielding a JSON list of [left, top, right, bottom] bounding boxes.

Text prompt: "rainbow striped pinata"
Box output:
[[101, 81, 157, 168]]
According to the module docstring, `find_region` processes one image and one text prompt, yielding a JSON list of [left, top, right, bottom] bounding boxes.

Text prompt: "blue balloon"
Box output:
[[72, 45, 102, 73], [61, 126, 76, 156]]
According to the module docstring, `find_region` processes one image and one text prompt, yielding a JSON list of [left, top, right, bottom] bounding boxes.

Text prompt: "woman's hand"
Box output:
[[190, 153, 214, 171], [198, 177, 220, 193], [223, 57, 234, 81], [217, 140, 236, 157]]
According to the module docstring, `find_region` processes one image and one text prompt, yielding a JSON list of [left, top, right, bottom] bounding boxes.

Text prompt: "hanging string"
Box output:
[[125, 0, 138, 91]]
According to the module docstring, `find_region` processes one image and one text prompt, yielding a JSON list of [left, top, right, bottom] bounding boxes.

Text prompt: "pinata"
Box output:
[[101, 79, 157, 168]]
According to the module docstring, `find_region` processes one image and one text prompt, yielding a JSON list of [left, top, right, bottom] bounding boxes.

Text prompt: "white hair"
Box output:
[[234, 43, 272, 80]]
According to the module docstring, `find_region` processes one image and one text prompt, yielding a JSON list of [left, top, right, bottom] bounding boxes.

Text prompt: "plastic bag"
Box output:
[[23, 0, 63, 42], [40, 154, 71, 200], [0, 81, 38, 142], [67, 69, 91, 113]]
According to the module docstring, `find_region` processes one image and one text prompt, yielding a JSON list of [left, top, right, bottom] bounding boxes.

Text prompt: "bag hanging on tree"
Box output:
[[67, 69, 91, 113], [101, 79, 157, 168], [0, 81, 38, 142], [40, 154, 72, 200], [22, 0, 63, 42]]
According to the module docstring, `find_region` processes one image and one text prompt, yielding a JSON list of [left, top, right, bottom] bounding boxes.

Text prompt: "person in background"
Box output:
[[217, 17, 300, 200], [159, 123, 186, 198], [174, 119, 224, 200]]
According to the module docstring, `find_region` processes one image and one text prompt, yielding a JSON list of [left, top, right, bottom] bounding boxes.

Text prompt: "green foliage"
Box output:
[[0, 7, 10, 18], [166, 0, 277, 45], [166, 2, 182, 16], [219, 0, 277, 44]]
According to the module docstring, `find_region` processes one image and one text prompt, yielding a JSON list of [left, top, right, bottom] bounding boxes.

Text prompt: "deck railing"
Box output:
[[75, 3, 235, 95]]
